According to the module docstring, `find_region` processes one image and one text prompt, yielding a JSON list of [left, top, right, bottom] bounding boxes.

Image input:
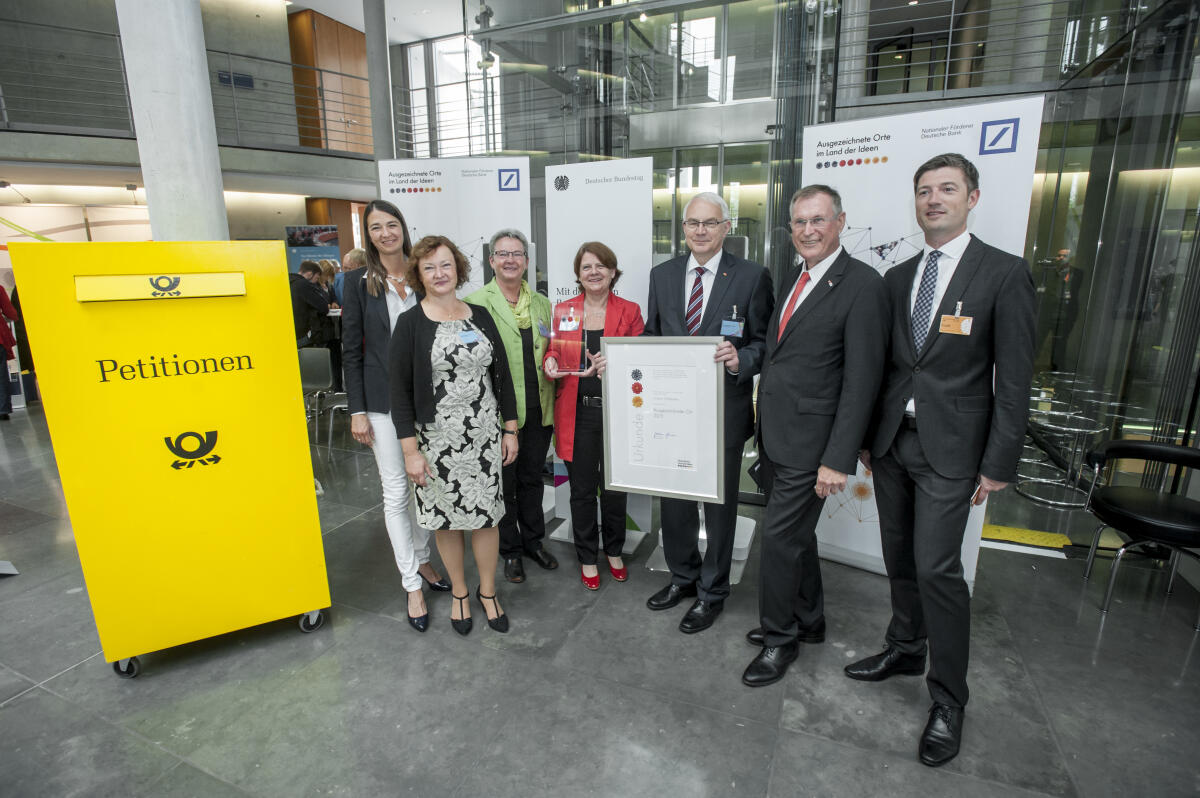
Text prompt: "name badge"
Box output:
[[720, 318, 744, 337], [458, 329, 480, 344], [939, 315, 973, 335]]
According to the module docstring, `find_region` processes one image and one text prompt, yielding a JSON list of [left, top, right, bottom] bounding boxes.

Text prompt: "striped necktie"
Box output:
[[911, 250, 941, 351], [685, 267, 706, 335]]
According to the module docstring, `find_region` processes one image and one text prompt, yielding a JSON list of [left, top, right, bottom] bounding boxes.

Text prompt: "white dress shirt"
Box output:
[[907, 229, 971, 415], [384, 277, 418, 333], [779, 246, 842, 324], [683, 252, 720, 320]]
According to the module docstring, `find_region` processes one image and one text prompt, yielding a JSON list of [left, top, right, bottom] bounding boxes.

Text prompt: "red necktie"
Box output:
[[685, 267, 706, 334], [777, 270, 810, 341]]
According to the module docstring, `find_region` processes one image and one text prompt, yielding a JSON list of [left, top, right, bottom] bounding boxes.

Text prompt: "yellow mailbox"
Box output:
[[10, 241, 330, 676]]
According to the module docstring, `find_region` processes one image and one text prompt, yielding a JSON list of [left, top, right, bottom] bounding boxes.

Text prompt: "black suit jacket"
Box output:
[[644, 250, 773, 447], [757, 250, 889, 474], [341, 267, 424, 415], [869, 235, 1036, 482]]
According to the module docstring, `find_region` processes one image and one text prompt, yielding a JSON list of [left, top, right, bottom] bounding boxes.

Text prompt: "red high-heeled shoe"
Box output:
[[608, 560, 628, 582], [581, 567, 600, 590]]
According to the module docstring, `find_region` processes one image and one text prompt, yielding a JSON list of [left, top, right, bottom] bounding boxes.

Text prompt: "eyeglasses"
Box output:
[[682, 219, 728, 231], [788, 217, 831, 231], [491, 249, 526, 259]]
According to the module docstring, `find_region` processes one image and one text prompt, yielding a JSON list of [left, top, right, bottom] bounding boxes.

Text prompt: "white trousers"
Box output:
[[367, 411, 431, 592]]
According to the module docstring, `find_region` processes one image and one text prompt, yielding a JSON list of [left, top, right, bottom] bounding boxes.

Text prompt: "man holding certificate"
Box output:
[[741, 185, 888, 687], [643, 191, 773, 634]]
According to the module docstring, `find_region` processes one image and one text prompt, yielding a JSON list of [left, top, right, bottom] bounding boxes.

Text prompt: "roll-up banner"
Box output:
[[544, 158, 655, 547], [9, 241, 330, 663], [377, 157, 532, 296], [800, 95, 1045, 589]]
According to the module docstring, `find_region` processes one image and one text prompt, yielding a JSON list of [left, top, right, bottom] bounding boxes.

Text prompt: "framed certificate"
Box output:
[[601, 337, 725, 504]]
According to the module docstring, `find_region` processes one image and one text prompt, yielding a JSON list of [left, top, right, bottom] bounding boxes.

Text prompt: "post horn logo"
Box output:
[[165, 430, 221, 470], [553, 175, 570, 191], [149, 276, 182, 297]]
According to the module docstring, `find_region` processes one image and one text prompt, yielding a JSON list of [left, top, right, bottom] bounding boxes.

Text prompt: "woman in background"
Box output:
[[342, 200, 448, 634], [543, 242, 644, 590]]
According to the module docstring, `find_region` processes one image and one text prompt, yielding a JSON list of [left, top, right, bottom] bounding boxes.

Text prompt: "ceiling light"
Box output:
[[908, 1, 918, 5], [639, 12, 647, 21], [894, 54, 903, 59]]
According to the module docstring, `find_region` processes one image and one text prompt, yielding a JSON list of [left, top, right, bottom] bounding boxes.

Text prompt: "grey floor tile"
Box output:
[[42, 606, 366, 755], [0, 688, 180, 797], [0, 515, 83, 595], [0, 569, 101, 681], [138, 761, 251, 798], [0, 450, 68, 518], [768, 729, 1056, 798], [170, 613, 533, 796], [0, 663, 35, 704], [553, 557, 784, 724], [311, 450, 389, 510], [316, 497, 371, 535], [454, 675, 778, 798], [0, 498, 55, 535]]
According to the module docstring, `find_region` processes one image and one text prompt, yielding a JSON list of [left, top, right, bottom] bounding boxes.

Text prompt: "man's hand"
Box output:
[[815, 465, 847, 499], [972, 475, 1009, 506], [714, 340, 739, 374]]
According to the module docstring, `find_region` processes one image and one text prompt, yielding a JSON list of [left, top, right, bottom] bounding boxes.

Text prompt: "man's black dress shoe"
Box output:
[[679, 599, 723, 634], [420, 573, 452, 592], [527, 547, 558, 570], [741, 641, 800, 687], [746, 618, 826, 647], [843, 647, 926, 681], [504, 556, 526, 583], [646, 582, 697, 611], [919, 702, 963, 767]]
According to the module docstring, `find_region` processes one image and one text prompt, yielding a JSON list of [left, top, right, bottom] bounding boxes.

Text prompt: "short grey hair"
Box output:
[[789, 184, 843, 217], [489, 228, 530, 256], [684, 191, 730, 222]]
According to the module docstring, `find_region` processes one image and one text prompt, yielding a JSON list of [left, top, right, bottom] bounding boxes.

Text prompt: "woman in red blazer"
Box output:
[[543, 242, 645, 590]]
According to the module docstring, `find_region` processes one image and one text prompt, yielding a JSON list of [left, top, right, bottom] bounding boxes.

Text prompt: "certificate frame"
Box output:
[[601, 336, 725, 504]]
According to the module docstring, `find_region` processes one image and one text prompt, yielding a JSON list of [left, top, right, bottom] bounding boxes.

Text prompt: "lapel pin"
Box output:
[[827, 279, 833, 287]]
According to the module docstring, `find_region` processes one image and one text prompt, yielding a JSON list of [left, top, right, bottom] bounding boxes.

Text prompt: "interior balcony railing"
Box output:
[[0, 18, 372, 159]]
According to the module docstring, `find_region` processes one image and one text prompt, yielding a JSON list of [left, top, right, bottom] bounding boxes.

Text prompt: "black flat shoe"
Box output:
[[475, 587, 509, 633], [527, 547, 558, 570], [919, 703, 964, 767], [450, 593, 473, 636], [742, 642, 800, 687], [679, 599, 723, 634], [420, 572, 452, 592], [746, 619, 826, 647], [646, 582, 697, 611], [844, 647, 925, 681]]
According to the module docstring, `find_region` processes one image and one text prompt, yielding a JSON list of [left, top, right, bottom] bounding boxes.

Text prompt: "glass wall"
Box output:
[[1027, 0, 1200, 489]]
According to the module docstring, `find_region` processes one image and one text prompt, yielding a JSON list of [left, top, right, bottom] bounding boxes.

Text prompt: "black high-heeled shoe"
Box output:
[[407, 593, 429, 633], [475, 587, 509, 633], [450, 593, 473, 636], [421, 571, 452, 592]]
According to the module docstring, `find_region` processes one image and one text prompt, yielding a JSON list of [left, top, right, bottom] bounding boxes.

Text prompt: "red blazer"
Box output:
[[544, 292, 645, 461]]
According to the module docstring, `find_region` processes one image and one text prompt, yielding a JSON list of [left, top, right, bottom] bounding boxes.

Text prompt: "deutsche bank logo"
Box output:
[[979, 118, 1019, 155], [498, 169, 520, 191]]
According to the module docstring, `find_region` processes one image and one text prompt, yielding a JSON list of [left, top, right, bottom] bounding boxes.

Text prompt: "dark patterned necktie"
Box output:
[[911, 250, 941, 351], [685, 267, 706, 335]]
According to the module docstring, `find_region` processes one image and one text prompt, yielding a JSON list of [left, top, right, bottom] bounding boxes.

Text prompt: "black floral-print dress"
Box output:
[[413, 319, 505, 530]]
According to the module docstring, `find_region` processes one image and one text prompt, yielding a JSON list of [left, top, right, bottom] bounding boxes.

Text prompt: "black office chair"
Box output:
[[1082, 439, 1200, 631]]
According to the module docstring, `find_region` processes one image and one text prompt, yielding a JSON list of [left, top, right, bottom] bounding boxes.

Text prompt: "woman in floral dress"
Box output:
[[389, 235, 519, 635]]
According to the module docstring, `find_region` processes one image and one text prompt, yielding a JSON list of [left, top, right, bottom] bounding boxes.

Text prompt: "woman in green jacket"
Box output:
[[466, 229, 559, 584]]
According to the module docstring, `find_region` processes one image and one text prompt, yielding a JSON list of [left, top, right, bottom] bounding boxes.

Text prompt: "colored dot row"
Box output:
[[390, 187, 444, 193], [815, 156, 889, 169]]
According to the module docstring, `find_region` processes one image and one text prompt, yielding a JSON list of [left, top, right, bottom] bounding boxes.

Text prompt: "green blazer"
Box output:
[[465, 280, 554, 428]]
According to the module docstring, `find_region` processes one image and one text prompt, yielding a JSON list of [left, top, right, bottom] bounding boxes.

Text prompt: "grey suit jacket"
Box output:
[[644, 250, 773, 447], [869, 235, 1036, 482], [757, 250, 889, 474]]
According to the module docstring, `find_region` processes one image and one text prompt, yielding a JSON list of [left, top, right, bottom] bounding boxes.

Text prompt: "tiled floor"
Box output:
[[1, 405, 1197, 797]]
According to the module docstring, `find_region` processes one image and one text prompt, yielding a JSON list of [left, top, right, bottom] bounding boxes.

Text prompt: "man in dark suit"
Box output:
[[290, 260, 329, 347], [741, 185, 888, 686], [846, 153, 1036, 767], [644, 191, 773, 634]]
